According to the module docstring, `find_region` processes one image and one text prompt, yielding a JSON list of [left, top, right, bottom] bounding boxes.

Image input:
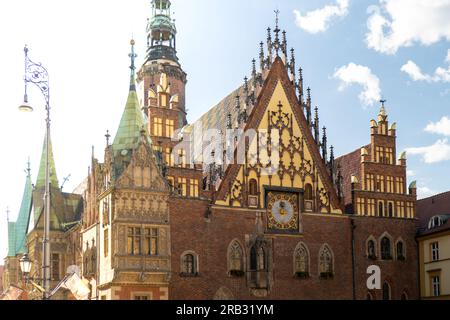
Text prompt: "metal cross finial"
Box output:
[[6, 207, 10, 222], [380, 99, 387, 107]]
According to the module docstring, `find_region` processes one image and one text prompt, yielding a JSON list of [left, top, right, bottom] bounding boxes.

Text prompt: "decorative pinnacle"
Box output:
[[252, 59, 257, 77], [274, 9, 280, 30], [105, 130, 111, 145], [26, 157, 31, 177]]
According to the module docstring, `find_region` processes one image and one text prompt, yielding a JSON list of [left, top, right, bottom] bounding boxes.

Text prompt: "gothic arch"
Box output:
[[180, 250, 199, 275], [366, 235, 377, 259], [293, 242, 310, 277], [227, 239, 245, 276], [382, 281, 392, 300], [378, 232, 393, 260], [318, 243, 334, 277], [395, 237, 406, 260]]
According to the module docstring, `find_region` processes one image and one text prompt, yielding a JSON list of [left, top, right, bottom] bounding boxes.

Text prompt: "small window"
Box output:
[[381, 237, 392, 260], [181, 253, 198, 276], [249, 179, 258, 196], [432, 276, 441, 297], [401, 292, 408, 300], [431, 242, 439, 261], [304, 184, 313, 200]]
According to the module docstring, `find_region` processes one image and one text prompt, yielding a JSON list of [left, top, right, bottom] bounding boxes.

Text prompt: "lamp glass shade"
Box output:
[[20, 254, 32, 274], [19, 102, 33, 113]]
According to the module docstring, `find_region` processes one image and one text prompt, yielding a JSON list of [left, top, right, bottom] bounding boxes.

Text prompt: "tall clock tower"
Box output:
[[137, 0, 187, 150]]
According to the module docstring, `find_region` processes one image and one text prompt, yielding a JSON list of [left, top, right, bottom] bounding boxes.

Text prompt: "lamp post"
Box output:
[[19, 45, 52, 300]]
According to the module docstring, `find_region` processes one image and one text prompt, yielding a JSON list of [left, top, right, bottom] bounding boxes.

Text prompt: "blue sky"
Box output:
[[0, 0, 449, 258]]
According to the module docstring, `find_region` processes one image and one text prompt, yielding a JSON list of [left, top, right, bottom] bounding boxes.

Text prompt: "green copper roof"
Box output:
[[112, 76, 150, 155], [36, 132, 59, 189], [7, 171, 33, 257]]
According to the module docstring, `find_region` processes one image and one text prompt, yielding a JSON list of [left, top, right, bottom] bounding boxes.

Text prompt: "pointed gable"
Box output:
[[215, 58, 342, 214], [115, 137, 168, 192]]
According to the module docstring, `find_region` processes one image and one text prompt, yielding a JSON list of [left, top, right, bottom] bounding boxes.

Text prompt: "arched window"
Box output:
[[401, 291, 408, 300], [381, 237, 392, 260], [304, 184, 313, 200], [388, 202, 394, 217], [396, 241, 405, 260], [294, 243, 309, 278], [181, 252, 198, 276], [378, 201, 384, 217], [366, 292, 374, 300], [382, 282, 391, 300], [367, 239, 376, 259], [228, 241, 244, 277], [319, 245, 334, 279], [249, 179, 258, 196]]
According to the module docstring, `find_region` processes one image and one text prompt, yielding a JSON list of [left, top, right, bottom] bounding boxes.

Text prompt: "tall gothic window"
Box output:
[[249, 179, 258, 196], [228, 241, 244, 277], [367, 239, 376, 259], [381, 237, 392, 260], [378, 201, 384, 217], [294, 243, 309, 278], [319, 245, 333, 279], [388, 202, 394, 217], [304, 184, 313, 200], [396, 241, 405, 260], [382, 282, 391, 300]]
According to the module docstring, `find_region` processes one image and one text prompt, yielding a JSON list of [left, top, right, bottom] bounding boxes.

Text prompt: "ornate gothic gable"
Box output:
[[115, 140, 168, 193], [214, 58, 342, 214]]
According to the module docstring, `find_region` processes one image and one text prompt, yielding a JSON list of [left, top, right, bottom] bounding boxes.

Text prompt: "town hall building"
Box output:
[[4, 0, 419, 300]]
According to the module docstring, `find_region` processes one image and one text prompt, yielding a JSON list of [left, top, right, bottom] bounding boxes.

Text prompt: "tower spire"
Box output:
[[36, 131, 59, 189], [129, 39, 137, 91]]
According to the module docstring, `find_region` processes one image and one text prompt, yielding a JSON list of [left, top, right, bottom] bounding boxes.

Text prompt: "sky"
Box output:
[[0, 0, 449, 259]]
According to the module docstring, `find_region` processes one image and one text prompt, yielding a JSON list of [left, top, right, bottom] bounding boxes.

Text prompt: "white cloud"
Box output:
[[400, 61, 432, 81], [401, 50, 450, 83], [418, 186, 436, 199], [333, 63, 381, 106], [294, 0, 349, 34], [407, 170, 415, 177], [366, 0, 450, 54], [406, 139, 450, 163], [425, 116, 450, 136]]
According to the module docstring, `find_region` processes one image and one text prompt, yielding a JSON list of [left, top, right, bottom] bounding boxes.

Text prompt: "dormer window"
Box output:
[[428, 216, 443, 229]]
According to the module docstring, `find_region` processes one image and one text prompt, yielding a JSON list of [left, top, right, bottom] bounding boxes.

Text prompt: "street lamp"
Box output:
[[19, 254, 33, 277], [19, 45, 52, 300]]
